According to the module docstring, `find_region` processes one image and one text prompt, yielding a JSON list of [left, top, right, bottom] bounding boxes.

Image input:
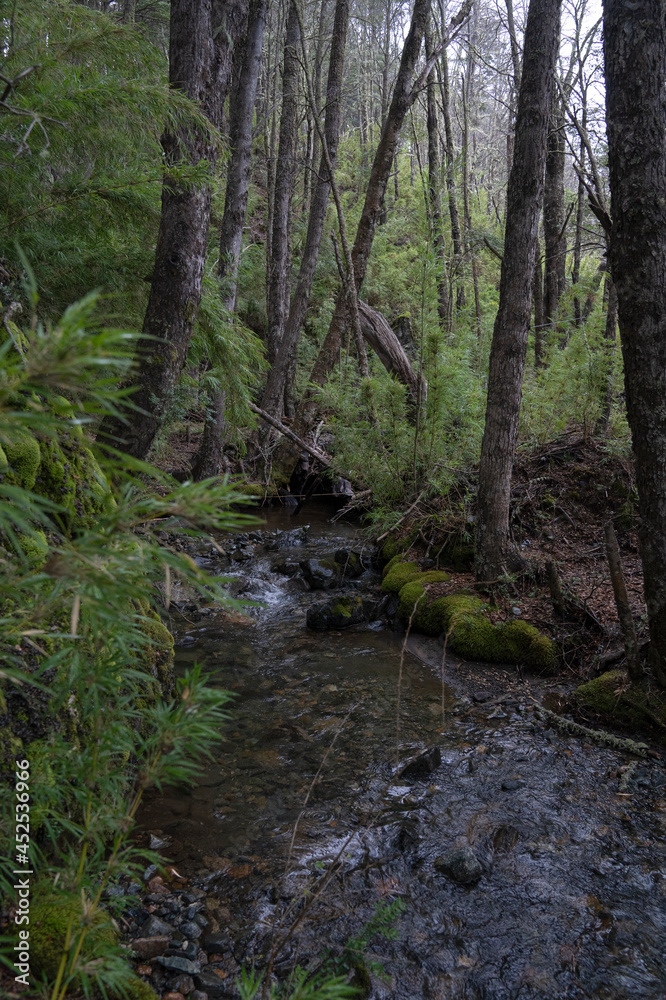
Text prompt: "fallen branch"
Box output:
[[533, 703, 649, 756], [249, 403, 331, 467], [376, 488, 427, 543]]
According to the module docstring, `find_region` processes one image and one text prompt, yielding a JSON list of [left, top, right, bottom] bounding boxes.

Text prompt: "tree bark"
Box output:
[[543, 93, 567, 338], [475, 0, 561, 581], [533, 239, 545, 366], [98, 0, 217, 459], [604, 521, 643, 684], [357, 301, 426, 407], [438, 46, 462, 326], [258, 0, 350, 424], [603, 0, 666, 685], [266, 0, 300, 368], [596, 276, 617, 435], [426, 17, 450, 327]]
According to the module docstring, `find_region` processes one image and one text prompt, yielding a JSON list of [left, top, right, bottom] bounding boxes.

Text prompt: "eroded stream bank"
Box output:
[[133, 507, 666, 1000]]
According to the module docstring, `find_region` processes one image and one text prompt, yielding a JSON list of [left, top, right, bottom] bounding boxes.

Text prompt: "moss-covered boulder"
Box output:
[[31, 890, 118, 982], [3, 428, 42, 489], [382, 560, 421, 593], [397, 582, 556, 670], [36, 432, 114, 531], [307, 594, 366, 630], [573, 670, 666, 729]]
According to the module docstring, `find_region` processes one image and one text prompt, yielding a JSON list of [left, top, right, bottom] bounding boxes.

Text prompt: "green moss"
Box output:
[[381, 536, 407, 564], [0, 443, 7, 472], [18, 529, 49, 567], [437, 538, 475, 572], [3, 428, 42, 489], [123, 978, 159, 1000], [397, 587, 481, 633], [382, 560, 421, 593], [238, 482, 269, 498], [31, 890, 117, 982], [499, 619, 556, 670], [381, 553, 403, 578], [138, 613, 174, 685], [331, 597, 354, 617], [37, 433, 114, 532], [573, 673, 666, 730]]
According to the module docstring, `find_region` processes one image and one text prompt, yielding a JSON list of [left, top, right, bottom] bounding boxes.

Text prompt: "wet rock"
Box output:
[[163, 993, 185, 1000], [180, 920, 203, 939], [191, 993, 208, 1000], [168, 941, 198, 960], [194, 970, 229, 998], [141, 915, 176, 938], [501, 779, 525, 791], [156, 955, 201, 974], [202, 931, 231, 954], [399, 746, 442, 780], [334, 549, 366, 579], [306, 594, 365, 630], [270, 558, 300, 577], [299, 557, 341, 590], [131, 936, 171, 960], [434, 846, 483, 884], [172, 974, 195, 994]]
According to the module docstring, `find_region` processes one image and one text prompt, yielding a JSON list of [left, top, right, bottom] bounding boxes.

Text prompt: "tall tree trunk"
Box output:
[[266, 0, 300, 368], [193, 0, 267, 479], [603, 0, 666, 685], [533, 238, 546, 366], [426, 17, 450, 327], [596, 275, 617, 435], [438, 45, 462, 328], [543, 93, 567, 338], [98, 0, 216, 459], [258, 0, 350, 423], [475, 0, 561, 580]]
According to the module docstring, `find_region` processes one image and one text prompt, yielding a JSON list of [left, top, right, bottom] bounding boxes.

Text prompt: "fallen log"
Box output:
[[249, 402, 331, 467], [358, 300, 427, 406]]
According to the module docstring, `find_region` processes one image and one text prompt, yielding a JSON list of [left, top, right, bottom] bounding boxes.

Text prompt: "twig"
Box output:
[[249, 402, 331, 467]]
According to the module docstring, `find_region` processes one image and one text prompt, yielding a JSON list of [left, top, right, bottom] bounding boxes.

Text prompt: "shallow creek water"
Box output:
[[138, 508, 666, 1000]]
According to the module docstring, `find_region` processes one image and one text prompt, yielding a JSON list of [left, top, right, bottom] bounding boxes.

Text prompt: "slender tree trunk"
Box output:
[[258, 0, 350, 423], [533, 238, 546, 366], [439, 46, 462, 327], [426, 18, 449, 327], [596, 276, 617, 434], [604, 0, 666, 685], [543, 93, 566, 338], [98, 0, 216, 459], [266, 0, 300, 368], [475, 0, 561, 580], [193, 0, 267, 479]]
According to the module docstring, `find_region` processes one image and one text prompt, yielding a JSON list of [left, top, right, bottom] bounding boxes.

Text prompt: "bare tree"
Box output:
[[475, 0, 562, 580], [604, 0, 666, 686]]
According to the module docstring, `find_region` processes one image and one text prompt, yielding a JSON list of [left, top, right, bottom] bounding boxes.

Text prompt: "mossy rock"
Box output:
[[238, 482, 270, 498], [397, 582, 556, 670], [138, 612, 175, 687], [3, 428, 42, 489], [31, 890, 118, 983], [381, 536, 406, 564], [573, 670, 666, 729], [382, 560, 421, 594], [123, 978, 159, 1000], [37, 433, 114, 532], [381, 553, 404, 579], [307, 594, 365, 630]]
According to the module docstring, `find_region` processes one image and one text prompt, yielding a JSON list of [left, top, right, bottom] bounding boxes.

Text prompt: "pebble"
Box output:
[[190, 992, 208, 1000], [181, 920, 203, 939], [131, 936, 172, 960], [136, 965, 153, 976], [162, 994, 185, 1000], [194, 971, 228, 998], [501, 779, 526, 791], [156, 956, 200, 975], [141, 915, 176, 938], [171, 975, 195, 994]]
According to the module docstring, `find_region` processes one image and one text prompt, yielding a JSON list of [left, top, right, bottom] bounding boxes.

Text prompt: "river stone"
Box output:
[[180, 919, 203, 939], [190, 993, 208, 1000], [334, 548, 365, 578], [171, 974, 195, 994], [299, 557, 341, 590], [306, 594, 365, 630], [434, 847, 483, 884], [194, 970, 230, 997], [156, 956, 201, 974], [140, 915, 176, 938], [399, 746, 442, 780], [501, 779, 525, 791], [131, 935, 171, 960]]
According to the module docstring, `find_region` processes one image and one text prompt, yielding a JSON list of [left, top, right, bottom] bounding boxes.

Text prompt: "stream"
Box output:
[[138, 507, 666, 1000]]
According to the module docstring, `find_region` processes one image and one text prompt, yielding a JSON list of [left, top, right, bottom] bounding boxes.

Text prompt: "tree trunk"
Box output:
[[439, 46, 462, 326], [596, 276, 617, 435], [97, 0, 216, 459], [193, 0, 267, 479], [475, 0, 561, 581], [426, 18, 450, 327], [266, 0, 300, 368], [543, 94, 567, 338], [604, 0, 666, 685], [357, 301, 426, 409], [258, 0, 350, 424], [533, 238, 546, 366]]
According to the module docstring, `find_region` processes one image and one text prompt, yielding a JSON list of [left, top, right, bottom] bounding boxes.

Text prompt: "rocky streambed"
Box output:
[[123, 506, 666, 1000]]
